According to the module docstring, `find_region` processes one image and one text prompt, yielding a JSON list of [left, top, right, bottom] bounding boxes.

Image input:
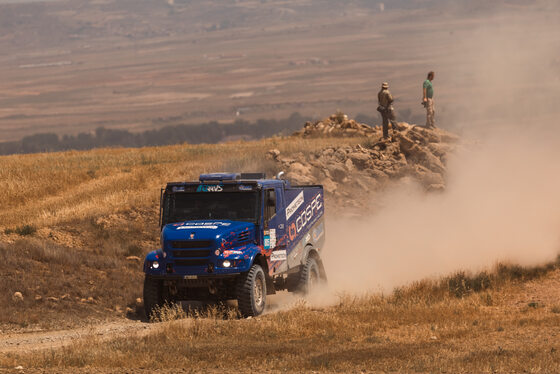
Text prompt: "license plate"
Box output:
[[184, 275, 197, 280]]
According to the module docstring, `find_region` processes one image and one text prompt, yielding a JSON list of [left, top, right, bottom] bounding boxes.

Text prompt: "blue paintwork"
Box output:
[[144, 173, 325, 279]]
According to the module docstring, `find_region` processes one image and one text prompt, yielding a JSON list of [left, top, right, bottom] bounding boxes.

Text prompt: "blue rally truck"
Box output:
[[143, 172, 326, 317]]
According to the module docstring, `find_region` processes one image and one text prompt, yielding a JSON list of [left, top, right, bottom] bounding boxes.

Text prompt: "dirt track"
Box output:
[[2, 269, 560, 355], [0, 320, 154, 354]]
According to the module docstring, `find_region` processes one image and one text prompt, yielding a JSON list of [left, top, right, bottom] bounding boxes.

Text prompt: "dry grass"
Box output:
[[0, 138, 355, 231], [2, 138, 560, 372], [0, 137, 360, 330], [2, 271, 560, 373]]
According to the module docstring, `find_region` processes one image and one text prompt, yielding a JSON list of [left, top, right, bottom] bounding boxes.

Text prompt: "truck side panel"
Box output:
[[265, 186, 324, 276]]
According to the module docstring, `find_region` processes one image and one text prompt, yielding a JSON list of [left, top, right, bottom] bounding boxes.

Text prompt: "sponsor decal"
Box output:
[[269, 229, 276, 248], [197, 184, 223, 192], [172, 186, 185, 192], [289, 193, 323, 241], [270, 250, 287, 261], [285, 191, 304, 220], [223, 250, 244, 256], [238, 184, 253, 191], [177, 222, 231, 230], [264, 230, 270, 249], [178, 226, 218, 229], [190, 233, 195, 239], [263, 229, 277, 250], [289, 223, 297, 241]]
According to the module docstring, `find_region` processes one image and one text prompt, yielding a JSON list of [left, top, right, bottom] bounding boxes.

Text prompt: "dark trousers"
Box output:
[[381, 110, 395, 138]]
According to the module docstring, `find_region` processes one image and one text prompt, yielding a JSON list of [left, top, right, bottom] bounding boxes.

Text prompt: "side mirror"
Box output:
[[276, 171, 285, 180]]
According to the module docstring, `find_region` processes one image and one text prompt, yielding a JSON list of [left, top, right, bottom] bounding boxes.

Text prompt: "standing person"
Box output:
[[377, 82, 396, 140], [423, 71, 435, 128]]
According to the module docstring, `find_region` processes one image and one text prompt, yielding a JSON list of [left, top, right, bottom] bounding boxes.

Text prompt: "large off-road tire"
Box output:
[[295, 256, 322, 295], [236, 264, 267, 317], [143, 275, 164, 320]]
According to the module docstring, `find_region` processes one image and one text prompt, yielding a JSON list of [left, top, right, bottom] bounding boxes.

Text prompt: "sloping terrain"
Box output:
[[1, 119, 560, 372]]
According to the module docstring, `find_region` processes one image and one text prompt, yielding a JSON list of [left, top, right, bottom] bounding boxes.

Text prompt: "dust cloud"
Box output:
[[322, 7, 560, 294]]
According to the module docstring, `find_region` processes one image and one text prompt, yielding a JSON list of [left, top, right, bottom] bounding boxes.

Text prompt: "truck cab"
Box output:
[[143, 172, 326, 317]]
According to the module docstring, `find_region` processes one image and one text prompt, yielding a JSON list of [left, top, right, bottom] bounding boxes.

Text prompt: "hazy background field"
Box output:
[[1, 0, 558, 143]]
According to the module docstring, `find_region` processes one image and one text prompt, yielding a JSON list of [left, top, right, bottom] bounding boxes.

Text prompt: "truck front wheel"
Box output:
[[236, 264, 267, 317], [143, 275, 165, 320]]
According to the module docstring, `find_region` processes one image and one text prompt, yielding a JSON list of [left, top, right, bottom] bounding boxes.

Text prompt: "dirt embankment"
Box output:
[[270, 113, 459, 211]]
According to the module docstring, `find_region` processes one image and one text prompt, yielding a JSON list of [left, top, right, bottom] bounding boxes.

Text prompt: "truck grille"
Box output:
[[174, 259, 209, 267], [173, 250, 211, 258], [237, 230, 250, 244], [171, 240, 212, 249]]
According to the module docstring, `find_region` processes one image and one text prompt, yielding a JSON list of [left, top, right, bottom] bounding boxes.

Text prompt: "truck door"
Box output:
[[263, 187, 287, 275]]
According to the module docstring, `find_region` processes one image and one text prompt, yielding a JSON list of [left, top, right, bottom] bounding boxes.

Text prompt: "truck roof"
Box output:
[[165, 172, 289, 191]]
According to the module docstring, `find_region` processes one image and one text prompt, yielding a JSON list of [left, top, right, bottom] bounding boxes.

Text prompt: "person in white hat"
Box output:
[[377, 82, 396, 140]]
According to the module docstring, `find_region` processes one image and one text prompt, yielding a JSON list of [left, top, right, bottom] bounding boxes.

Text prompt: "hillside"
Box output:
[[1, 120, 560, 372]]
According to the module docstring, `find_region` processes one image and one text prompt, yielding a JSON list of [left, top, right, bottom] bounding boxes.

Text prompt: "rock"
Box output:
[[286, 161, 315, 185], [396, 153, 408, 167], [322, 148, 335, 157], [348, 152, 370, 169], [267, 149, 281, 160], [334, 148, 347, 162], [34, 295, 42, 301], [397, 134, 446, 174], [14, 366, 24, 371], [427, 184, 446, 192], [289, 162, 312, 176], [87, 296, 95, 303], [61, 293, 70, 300], [344, 158, 354, 172], [321, 178, 337, 194], [327, 163, 347, 182], [437, 130, 460, 143], [286, 171, 314, 185], [126, 256, 141, 262], [136, 298, 142, 306], [414, 165, 445, 187], [368, 169, 389, 180], [355, 178, 370, 192], [47, 297, 59, 302], [12, 292, 23, 302], [292, 112, 376, 138], [419, 150, 446, 174]]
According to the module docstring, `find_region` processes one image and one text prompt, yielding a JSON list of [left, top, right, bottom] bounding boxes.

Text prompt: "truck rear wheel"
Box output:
[[296, 256, 322, 294], [236, 264, 266, 317], [143, 275, 165, 320]]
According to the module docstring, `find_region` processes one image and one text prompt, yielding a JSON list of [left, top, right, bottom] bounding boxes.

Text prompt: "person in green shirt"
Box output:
[[422, 71, 435, 128]]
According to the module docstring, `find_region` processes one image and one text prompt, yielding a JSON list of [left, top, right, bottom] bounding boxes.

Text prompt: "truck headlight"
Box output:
[[151, 261, 160, 269], [222, 260, 231, 268]]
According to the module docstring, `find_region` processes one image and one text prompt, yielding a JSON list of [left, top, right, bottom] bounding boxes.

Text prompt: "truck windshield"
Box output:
[[162, 192, 258, 225]]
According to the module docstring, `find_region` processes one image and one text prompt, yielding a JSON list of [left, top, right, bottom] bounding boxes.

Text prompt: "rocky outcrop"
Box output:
[[271, 120, 459, 209], [292, 112, 377, 138]]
